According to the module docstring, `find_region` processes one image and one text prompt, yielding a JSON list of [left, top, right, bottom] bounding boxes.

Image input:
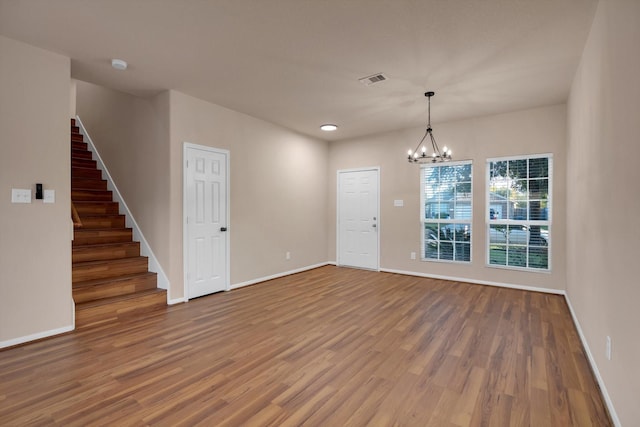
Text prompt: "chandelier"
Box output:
[[407, 91, 452, 163]]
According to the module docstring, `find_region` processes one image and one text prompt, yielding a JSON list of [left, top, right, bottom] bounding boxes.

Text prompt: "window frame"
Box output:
[[485, 153, 553, 272], [420, 160, 473, 264]]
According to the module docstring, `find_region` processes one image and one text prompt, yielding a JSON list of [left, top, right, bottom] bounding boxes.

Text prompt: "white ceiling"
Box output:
[[0, 0, 597, 141]]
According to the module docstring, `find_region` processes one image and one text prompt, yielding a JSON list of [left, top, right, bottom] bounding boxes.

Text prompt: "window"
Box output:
[[421, 161, 472, 262], [487, 154, 552, 270]]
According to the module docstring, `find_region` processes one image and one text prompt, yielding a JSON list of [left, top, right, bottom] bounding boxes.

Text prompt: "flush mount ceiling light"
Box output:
[[111, 59, 128, 71], [407, 91, 452, 163], [320, 124, 338, 132]]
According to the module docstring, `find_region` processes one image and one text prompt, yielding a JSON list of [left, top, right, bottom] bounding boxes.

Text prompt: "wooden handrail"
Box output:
[[71, 201, 82, 228]]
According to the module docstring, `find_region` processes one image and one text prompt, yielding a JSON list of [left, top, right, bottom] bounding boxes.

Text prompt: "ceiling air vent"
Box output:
[[358, 73, 387, 86]]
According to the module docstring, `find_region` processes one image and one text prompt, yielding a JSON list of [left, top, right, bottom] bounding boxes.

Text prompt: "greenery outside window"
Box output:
[[487, 154, 552, 270], [421, 161, 472, 262]]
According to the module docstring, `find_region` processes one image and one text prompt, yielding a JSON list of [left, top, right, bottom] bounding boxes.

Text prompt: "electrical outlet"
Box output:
[[286, 251, 291, 260], [606, 336, 612, 361], [410, 252, 416, 260]]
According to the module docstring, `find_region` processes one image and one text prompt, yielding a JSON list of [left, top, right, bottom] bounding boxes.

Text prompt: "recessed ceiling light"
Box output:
[[111, 59, 128, 71], [320, 124, 338, 132]]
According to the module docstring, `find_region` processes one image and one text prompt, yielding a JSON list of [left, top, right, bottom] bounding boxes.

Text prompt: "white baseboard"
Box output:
[[0, 324, 74, 349], [168, 297, 187, 305], [231, 262, 330, 290], [564, 296, 621, 426], [379, 267, 565, 295]]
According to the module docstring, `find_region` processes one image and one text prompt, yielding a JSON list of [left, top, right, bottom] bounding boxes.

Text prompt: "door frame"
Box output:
[[336, 167, 380, 270], [183, 142, 231, 301]]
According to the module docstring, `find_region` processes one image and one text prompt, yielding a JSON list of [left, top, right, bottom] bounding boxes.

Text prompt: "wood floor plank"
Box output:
[[0, 266, 612, 426]]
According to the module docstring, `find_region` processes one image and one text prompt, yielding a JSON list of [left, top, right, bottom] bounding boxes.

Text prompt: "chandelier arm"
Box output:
[[413, 129, 429, 155], [429, 131, 442, 157]]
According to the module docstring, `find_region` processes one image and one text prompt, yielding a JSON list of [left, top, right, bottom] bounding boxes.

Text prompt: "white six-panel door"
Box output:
[[184, 144, 229, 299], [337, 168, 379, 270]]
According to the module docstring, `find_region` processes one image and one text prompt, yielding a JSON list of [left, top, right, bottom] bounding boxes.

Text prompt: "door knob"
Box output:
[[220, 227, 227, 232]]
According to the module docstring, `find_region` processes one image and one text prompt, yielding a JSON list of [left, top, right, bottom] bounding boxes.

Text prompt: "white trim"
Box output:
[[420, 159, 473, 168], [379, 267, 565, 295], [485, 153, 553, 272], [168, 297, 187, 305], [75, 116, 170, 294], [183, 142, 231, 301], [336, 167, 381, 271], [486, 152, 554, 163], [564, 296, 621, 427], [420, 160, 473, 263], [0, 324, 74, 349], [231, 262, 330, 290]]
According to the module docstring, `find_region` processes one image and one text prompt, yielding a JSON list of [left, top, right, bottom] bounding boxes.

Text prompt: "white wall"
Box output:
[[71, 84, 330, 304], [0, 36, 73, 346], [168, 91, 329, 300], [328, 104, 567, 292], [75, 80, 171, 282], [566, 0, 640, 424]]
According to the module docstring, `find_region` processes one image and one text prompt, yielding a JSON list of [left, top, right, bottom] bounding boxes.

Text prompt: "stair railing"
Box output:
[[71, 201, 83, 228]]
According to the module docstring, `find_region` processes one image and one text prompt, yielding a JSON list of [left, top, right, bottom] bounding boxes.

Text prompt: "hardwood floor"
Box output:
[[0, 266, 611, 426]]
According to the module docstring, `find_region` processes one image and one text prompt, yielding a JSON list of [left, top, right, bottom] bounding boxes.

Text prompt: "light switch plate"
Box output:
[[394, 199, 404, 207], [11, 188, 31, 203], [43, 189, 55, 203]]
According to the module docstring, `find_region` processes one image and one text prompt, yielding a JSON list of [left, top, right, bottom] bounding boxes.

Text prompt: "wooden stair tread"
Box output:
[[72, 241, 138, 249], [74, 288, 166, 328], [73, 201, 116, 206], [72, 256, 149, 282], [72, 241, 140, 262], [75, 214, 125, 223], [72, 201, 119, 215], [76, 215, 124, 221], [73, 227, 131, 233], [73, 228, 133, 246], [72, 166, 99, 172], [71, 241, 139, 252], [73, 271, 157, 289], [75, 287, 163, 308], [73, 255, 148, 269], [72, 271, 158, 304], [72, 186, 109, 192], [71, 169, 103, 179], [78, 212, 126, 229], [72, 191, 114, 201], [71, 149, 91, 158]]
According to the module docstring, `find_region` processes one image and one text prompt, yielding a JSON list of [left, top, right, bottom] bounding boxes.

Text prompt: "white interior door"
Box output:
[[338, 168, 379, 270], [184, 144, 229, 299]]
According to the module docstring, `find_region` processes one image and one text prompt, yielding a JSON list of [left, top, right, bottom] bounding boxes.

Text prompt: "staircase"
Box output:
[[71, 118, 166, 328]]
